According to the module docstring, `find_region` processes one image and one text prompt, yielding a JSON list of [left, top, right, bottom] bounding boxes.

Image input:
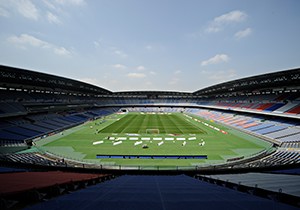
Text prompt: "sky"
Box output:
[[0, 0, 300, 92]]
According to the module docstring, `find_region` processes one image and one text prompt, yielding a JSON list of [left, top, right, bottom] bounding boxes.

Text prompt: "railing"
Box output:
[[35, 146, 275, 172]]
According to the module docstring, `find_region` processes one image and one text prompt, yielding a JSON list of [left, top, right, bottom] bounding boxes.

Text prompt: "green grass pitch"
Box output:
[[37, 112, 272, 167]]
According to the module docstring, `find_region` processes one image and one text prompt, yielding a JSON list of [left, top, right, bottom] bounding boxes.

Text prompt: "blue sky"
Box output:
[[0, 0, 300, 92]]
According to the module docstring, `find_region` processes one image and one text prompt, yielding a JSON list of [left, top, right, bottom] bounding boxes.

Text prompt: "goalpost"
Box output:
[[146, 129, 160, 135]]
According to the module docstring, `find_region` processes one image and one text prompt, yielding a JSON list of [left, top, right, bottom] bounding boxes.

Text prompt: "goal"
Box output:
[[146, 129, 160, 135]]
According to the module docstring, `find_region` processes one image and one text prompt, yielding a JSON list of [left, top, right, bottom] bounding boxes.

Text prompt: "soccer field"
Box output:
[[99, 112, 205, 134], [37, 112, 272, 167]]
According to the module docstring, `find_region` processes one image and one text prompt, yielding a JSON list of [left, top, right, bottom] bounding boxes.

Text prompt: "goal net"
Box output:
[[146, 129, 160, 135]]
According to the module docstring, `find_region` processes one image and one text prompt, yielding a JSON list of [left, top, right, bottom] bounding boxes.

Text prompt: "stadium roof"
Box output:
[[1, 65, 299, 97], [0, 65, 112, 95], [194, 68, 300, 96], [113, 90, 194, 97]]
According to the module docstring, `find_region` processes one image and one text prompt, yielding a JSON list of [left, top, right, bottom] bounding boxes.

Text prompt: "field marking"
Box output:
[[141, 137, 150, 140], [113, 141, 122, 146], [165, 137, 174, 140], [129, 137, 139, 140], [158, 141, 164, 146], [153, 137, 163, 140], [134, 141, 143, 146], [93, 141, 103, 145], [201, 121, 228, 134], [176, 137, 186, 140], [127, 133, 140, 136]]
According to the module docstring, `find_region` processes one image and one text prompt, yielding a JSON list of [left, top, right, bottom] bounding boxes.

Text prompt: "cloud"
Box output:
[[54, 47, 71, 56], [206, 26, 222, 33], [214, 10, 247, 23], [54, 0, 86, 6], [112, 64, 127, 69], [136, 65, 146, 71], [47, 11, 61, 24], [93, 41, 100, 48], [1, 0, 84, 22], [42, 0, 85, 25], [8, 34, 49, 48], [12, 0, 39, 20], [43, 0, 59, 11], [235, 28, 252, 39], [127, 73, 146, 79], [201, 54, 229, 66], [149, 71, 156, 75], [113, 49, 128, 58], [206, 10, 247, 33], [43, 0, 85, 13], [7, 33, 71, 56]]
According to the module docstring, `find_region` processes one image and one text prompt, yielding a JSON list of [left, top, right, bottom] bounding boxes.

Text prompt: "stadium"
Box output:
[[1, 0, 300, 208], [0, 65, 299, 209]]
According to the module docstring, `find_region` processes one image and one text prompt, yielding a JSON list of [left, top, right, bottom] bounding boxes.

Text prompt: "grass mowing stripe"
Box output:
[[167, 114, 202, 134], [165, 114, 184, 134], [165, 115, 181, 133], [151, 114, 158, 132], [100, 114, 134, 133], [177, 114, 205, 134], [127, 114, 144, 133], [157, 114, 167, 134], [137, 114, 148, 133], [120, 114, 140, 133], [172, 114, 189, 134], [140, 114, 150, 133]]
